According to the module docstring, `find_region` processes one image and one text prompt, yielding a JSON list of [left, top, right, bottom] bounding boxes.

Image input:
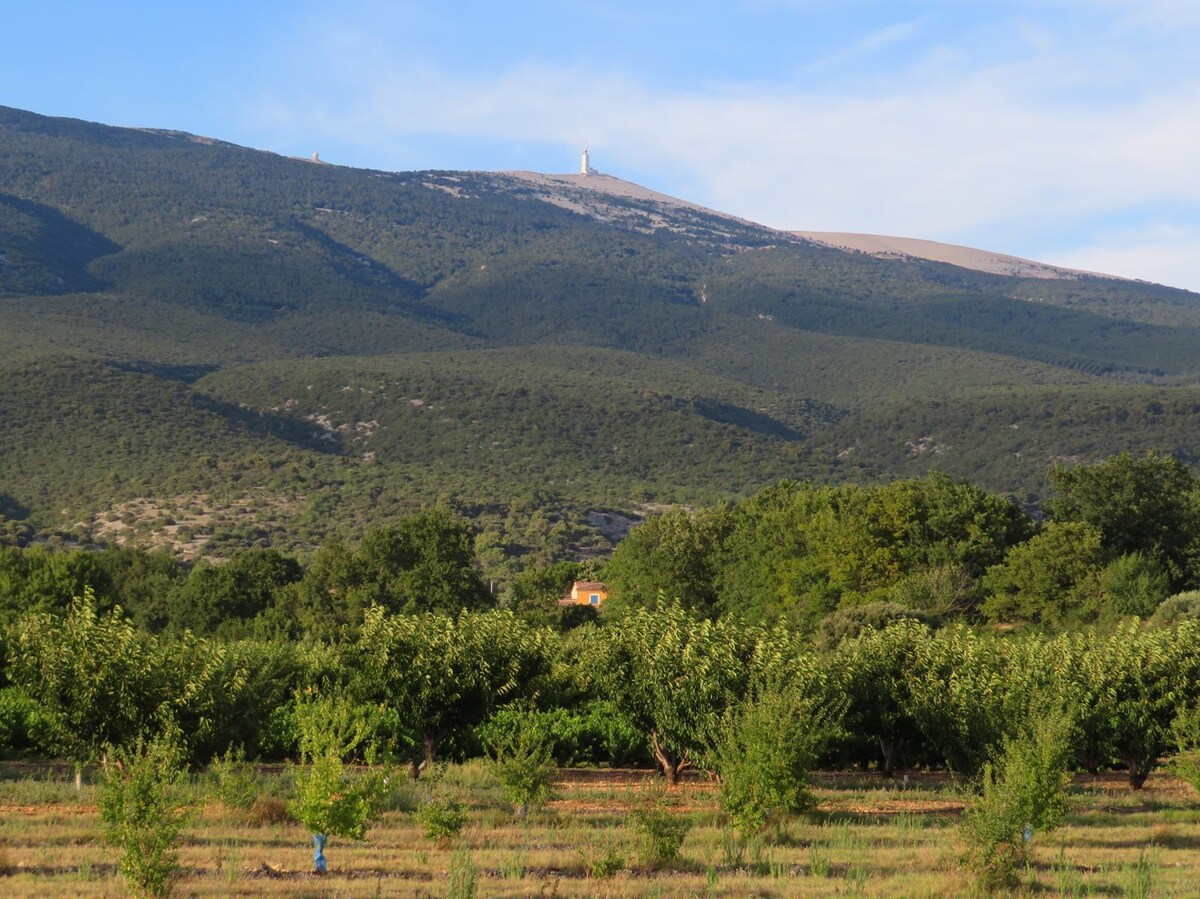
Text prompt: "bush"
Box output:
[[1148, 591, 1200, 629], [1101, 553, 1171, 618], [257, 701, 300, 759], [207, 746, 258, 811], [475, 700, 647, 767], [584, 847, 626, 878], [815, 603, 934, 650], [717, 683, 826, 835], [487, 729, 558, 817], [0, 687, 50, 757], [288, 694, 390, 872], [99, 732, 192, 898], [959, 710, 1074, 892], [415, 798, 466, 842], [632, 803, 691, 868]]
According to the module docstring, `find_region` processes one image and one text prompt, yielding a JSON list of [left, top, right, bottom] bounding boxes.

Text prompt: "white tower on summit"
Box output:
[[581, 147, 592, 175]]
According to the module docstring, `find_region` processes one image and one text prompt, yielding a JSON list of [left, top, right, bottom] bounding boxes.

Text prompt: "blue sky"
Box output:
[[6, 0, 1200, 289]]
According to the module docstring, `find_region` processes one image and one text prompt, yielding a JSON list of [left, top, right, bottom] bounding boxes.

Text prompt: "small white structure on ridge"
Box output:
[[581, 147, 593, 175]]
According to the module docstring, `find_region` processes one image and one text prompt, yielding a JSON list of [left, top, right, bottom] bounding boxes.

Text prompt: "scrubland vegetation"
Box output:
[[8, 105, 1200, 894], [6, 104, 1200, 563], [0, 755, 1196, 895], [3, 454, 1200, 893]]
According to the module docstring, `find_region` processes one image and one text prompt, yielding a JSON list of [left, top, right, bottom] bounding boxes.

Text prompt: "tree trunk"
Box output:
[[880, 738, 897, 778], [423, 733, 440, 768], [408, 730, 444, 780], [1128, 756, 1151, 790], [651, 732, 686, 785]]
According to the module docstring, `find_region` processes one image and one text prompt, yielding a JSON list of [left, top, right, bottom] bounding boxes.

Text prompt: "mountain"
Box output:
[[2, 104, 1199, 568], [792, 232, 1115, 281]]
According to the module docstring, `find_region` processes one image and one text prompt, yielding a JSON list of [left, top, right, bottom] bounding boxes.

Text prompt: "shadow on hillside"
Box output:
[[191, 393, 346, 455], [109, 360, 219, 384], [289, 218, 425, 296], [0, 193, 121, 294], [0, 493, 30, 521], [692, 397, 806, 440]]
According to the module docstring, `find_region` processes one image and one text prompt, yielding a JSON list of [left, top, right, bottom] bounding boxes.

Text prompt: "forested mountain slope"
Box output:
[[2, 104, 1199, 565]]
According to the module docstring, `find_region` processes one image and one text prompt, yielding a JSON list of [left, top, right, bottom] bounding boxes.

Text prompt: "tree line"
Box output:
[[3, 594, 1199, 794], [603, 452, 1200, 633], [7, 453, 1200, 637], [4, 452, 1200, 784]]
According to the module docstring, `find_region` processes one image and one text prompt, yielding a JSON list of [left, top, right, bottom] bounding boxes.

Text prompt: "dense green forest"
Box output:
[[3, 105, 1200, 566], [4, 456, 1200, 799], [6, 455, 1195, 634]]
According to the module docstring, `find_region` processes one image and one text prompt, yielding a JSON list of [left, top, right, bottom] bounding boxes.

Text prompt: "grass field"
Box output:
[[0, 762, 1192, 897]]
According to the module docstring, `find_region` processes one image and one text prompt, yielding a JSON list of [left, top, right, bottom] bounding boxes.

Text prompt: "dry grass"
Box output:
[[0, 765, 1197, 896]]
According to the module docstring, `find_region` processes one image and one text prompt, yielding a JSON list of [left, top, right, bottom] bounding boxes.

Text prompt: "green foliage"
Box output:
[[165, 549, 301, 635], [887, 563, 976, 617], [1060, 621, 1200, 787], [584, 847, 626, 878], [815, 602, 934, 650], [905, 625, 1043, 775], [414, 799, 466, 842], [486, 729, 558, 816], [959, 710, 1074, 893], [8, 590, 158, 765], [980, 521, 1108, 625], [713, 475, 1031, 630], [475, 700, 648, 767], [6, 589, 248, 766], [215, 638, 341, 760], [833, 619, 931, 775], [1050, 452, 1200, 588], [207, 746, 259, 811], [90, 546, 184, 631], [349, 510, 492, 615], [0, 544, 116, 616], [586, 603, 763, 782], [0, 687, 51, 757], [278, 512, 491, 637], [505, 560, 588, 628], [716, 681, 827, 835], [632, 801, 691, 869], [1169, 703, 1200, 792], [288, 693, 389, 845], [1149, 590, 1200, 628], [602, 505, 733, 615], [350, 607, 553, 775], [99, 731, 192, 898], [1100, 552, 1171, 618]]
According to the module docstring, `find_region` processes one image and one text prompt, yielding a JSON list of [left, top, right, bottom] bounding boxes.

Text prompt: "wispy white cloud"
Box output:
[[249, 3, 1200, 290], [1075, 0, 1200, 28], [1056, 224, 1200, 291]]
